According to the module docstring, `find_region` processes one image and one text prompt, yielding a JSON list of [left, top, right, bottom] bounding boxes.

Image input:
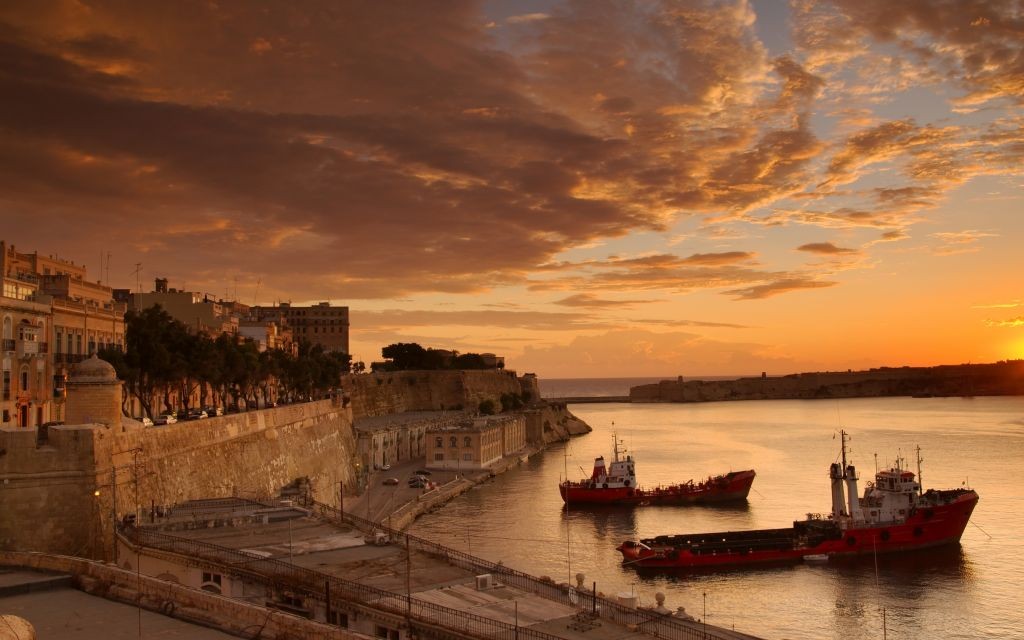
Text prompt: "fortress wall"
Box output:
[[107, 400, 358, 515], [0, 425, 107, 558], [346, 369, 527, 418], [0, 400, 357, 558]]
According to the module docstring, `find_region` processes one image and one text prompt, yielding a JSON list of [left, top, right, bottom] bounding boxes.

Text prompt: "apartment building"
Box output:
[[1, 241, 126, 427], [250, 302, 349, 354]]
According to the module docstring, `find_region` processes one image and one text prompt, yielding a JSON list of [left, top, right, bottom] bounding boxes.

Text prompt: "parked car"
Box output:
[[135, 416, 154, 427], [185, 410, 209, 420], [408, 477, 426, 489], [382, 464, 391, 471], [203, 406, 224, 417], [382, 477, 400, 486], [414, 469, 432, 476], [154, 414, 177, 425]]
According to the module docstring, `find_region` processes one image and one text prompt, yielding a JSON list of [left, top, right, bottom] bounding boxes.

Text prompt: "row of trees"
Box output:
[[378, 342, 501, 371], [99, 306, 350, 418]]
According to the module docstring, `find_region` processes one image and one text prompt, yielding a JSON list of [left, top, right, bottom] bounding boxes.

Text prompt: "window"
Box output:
[[463, 453, 472, 462], [434, 452, 444, 461], [20, 368, 28, 391], [2, 409, 8, 423], [434, 437, 442, 447], [75, 334, 82, 354], [464, 436, 472, 447], [450, 436, 457, 447], [55, 330, 62, 354], [2, 371, 9, 401], [327, 611, 348, 628]]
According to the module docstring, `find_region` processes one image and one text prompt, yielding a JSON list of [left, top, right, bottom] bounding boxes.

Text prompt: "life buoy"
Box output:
[[602, 483, 608, 489], [624, 479, 631, 487]]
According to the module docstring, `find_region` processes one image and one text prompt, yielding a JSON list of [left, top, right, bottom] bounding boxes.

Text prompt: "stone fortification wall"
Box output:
[[524, 402, 591, 445], [345, 369, 528, 418], [0, 400, 357, 558], [630, 361, 1024, 403]]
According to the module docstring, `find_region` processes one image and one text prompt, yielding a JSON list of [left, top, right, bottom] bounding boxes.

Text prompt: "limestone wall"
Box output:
[[0, 400, 358, 558], [345, 369, 529, 418], [524, 402, 591, 445]]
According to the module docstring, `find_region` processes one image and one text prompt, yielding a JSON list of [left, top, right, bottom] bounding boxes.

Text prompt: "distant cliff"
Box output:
[[630, 360, 1024, 403]]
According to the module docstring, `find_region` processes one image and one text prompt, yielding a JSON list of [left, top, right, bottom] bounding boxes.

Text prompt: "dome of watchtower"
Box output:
[[66, 354, 123, 428]]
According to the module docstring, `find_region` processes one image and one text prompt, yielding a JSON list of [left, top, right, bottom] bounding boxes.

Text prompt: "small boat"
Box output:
[[559, 435, 755, 506], [618, 431, 979, 570], [802, 554, 829, 563]]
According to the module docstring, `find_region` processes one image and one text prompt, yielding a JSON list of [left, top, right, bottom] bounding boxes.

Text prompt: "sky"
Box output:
[[1, 0, 1022, 377]]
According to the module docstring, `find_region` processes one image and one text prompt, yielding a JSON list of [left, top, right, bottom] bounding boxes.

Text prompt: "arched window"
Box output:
[[464, 436, 472, 447], [2, 316, 11, 341]]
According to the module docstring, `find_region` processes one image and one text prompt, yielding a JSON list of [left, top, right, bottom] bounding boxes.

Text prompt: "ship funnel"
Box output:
[[829, 462, 846, 518], [591, 457, 606, 481], [845, 464, 862, 521]]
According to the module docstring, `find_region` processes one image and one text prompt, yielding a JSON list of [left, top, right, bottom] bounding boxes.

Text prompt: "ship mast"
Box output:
[[916, 445, 924, 497], [840, 430, 849, 475], [613, 433, 620, 463]]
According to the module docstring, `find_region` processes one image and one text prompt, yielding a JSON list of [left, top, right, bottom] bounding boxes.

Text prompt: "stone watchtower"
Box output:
[[65, 354, 123, 428]]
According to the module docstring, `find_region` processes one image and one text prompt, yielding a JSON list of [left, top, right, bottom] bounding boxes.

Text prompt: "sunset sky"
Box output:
[[1, 1, 1022, 377]]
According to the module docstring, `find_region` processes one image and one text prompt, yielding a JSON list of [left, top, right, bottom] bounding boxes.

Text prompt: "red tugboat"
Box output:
[[559, 436, 756, 506], [618, 431, 979, 570]]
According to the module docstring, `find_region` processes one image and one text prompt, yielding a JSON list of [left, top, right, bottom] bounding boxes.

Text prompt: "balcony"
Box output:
[[17, 341, 39, 358], [2, 339, 13, 352]]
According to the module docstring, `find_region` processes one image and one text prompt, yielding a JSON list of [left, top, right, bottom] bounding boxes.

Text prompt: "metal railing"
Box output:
[[122, 525, 570, 640], [304, 499, 734, 640]]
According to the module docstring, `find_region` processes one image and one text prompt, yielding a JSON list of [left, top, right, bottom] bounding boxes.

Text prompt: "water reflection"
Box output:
[[409, 397, 1024, 640]]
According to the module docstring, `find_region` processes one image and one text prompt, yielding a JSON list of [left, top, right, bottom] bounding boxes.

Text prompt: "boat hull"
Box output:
[[561, 469, 755, 506], [619, 489, 978, 570]]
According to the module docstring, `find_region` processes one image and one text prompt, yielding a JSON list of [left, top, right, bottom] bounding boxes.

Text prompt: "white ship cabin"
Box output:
[[859, 462, 922, 525], [589, 453, 637, 489]]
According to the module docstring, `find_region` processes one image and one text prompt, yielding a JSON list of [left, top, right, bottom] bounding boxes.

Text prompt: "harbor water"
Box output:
[[408, 392, 1024, 639]]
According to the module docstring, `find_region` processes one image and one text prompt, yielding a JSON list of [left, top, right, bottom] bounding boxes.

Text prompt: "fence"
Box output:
[[303, 499, 743, 640], [122, 525, 569, 640]]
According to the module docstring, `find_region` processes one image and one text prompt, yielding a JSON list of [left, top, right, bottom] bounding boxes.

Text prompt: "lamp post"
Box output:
[[702, 592, 707, 639]]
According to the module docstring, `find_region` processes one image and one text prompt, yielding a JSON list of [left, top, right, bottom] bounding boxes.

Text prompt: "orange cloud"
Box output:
[[796, 242, 859, 255]]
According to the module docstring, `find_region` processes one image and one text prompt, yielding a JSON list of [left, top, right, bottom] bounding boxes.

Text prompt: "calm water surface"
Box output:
[[408, 396, 1024, 639]]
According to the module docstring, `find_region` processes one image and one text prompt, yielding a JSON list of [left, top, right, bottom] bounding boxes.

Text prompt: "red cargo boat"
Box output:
[[559, 436, 756, 506], [618, 431, 979, 570]]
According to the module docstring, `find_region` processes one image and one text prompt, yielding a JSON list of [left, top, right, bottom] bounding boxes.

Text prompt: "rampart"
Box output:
[[1, 368, 586, 560], [0, 399, 357, 559], [345, 369, 532, 417]]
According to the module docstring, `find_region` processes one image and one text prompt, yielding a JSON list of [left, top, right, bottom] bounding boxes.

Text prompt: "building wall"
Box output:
[[1, 297, 53, 429], [424, 417, 517, 471], [251, 302, 349, 354]]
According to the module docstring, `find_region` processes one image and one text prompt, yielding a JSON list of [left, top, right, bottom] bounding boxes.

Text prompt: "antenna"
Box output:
[[129, 263, 142, 294], [233, 275, 238, 301], [105, 251, 111, 286], [252, 277, 262, 306]]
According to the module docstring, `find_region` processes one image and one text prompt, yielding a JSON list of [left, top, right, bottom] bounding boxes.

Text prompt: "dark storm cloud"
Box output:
[[0, 1, 837, 301]]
